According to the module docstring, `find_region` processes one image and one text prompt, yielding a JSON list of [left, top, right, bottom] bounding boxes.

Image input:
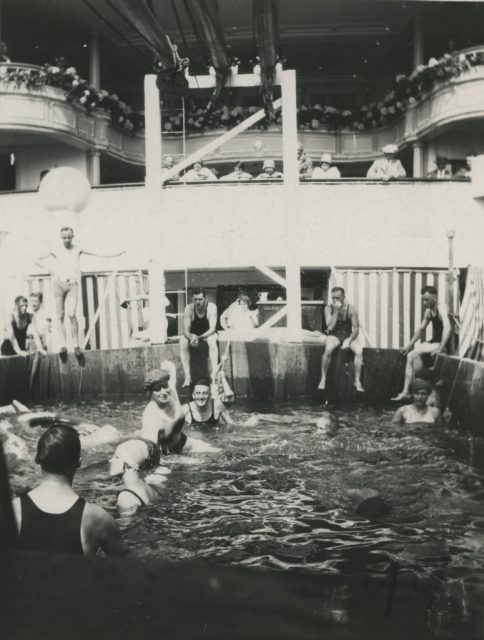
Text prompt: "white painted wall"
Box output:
[[14, 144, 88, 191]]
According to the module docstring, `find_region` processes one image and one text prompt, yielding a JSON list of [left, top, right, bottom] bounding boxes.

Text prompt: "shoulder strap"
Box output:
[[118, 489, 145, 507]]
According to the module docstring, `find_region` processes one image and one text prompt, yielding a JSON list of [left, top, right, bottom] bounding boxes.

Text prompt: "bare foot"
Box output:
[[182, 378, 191, 388], [355, 383, 364, 393], [317, 380, 326, 391], [391, 392, 411, 402]]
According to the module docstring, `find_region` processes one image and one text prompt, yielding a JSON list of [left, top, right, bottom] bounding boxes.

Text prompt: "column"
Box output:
[[144, 75, 162, 192], [412, 142, 424, 178], [148, 261, 167, 344], [286, 263, 302, 341], [89, 32, 100, 89], [88, 149, 101, 186], [413, 12, 424, 68], [281, 69, 299, 187]]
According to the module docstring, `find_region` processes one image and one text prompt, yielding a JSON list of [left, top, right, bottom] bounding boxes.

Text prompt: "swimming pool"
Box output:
[[5, 399, 484, 638]]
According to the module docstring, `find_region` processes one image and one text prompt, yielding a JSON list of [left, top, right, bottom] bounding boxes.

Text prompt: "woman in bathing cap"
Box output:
[[392, 378, 442, 425], [109, 439, 168, 513]]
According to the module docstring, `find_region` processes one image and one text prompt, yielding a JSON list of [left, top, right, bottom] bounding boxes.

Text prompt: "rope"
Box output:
[[445, 358, 464, 410]]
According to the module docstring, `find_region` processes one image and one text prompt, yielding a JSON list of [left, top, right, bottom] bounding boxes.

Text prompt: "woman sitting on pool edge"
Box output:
[[183, 378, 233, 427], [392, 378, 442, 424], [109, 439, 169, 513]]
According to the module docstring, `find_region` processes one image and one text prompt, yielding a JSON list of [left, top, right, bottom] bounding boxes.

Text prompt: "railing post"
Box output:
[[281, 69, 299, 187], [148, 261, 167, 344], [144, 75, 162, 192], [88, 149, 101, 186], [413, 142, 424, 178]]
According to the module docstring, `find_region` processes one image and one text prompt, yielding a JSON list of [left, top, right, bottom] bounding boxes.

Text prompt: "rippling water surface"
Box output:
[[5, 398, 484, 637]]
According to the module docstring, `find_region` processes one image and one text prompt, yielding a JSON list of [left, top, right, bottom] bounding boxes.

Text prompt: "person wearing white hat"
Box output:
[[255, 159, 283, 180], [311, 153, 341, 179], [366, 144, 406, 180]]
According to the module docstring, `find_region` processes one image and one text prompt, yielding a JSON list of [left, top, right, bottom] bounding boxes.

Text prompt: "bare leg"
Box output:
[[179, 337, 191, 386], [206, 334, 219, 382], [318, 336, 339, 390], [65, 287, 79, 349], [392, 343, 439, 401], [392, 352, 416, 401], [351, 340, 364, 392], [54, 294, 67, 350]]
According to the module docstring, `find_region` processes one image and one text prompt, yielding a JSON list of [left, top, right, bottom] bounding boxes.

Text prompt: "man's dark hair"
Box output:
[[30, 292, 43, 303], [193, 378, 211, 389], [331, 286, 345, 296], [60, 226, 74, 234], [192, 288, 207, 297], [14, 296, 28, 306], [35, 425, 81, 475], [421, 285, 438, 296]]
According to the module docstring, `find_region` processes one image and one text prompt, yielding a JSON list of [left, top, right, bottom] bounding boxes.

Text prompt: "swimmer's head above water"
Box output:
[[35, 425, 81, 478], [410, 378, 431, 406], [144, 369, 171, 405], [192, 378, 212, 407], [109, 439, 152, 476]]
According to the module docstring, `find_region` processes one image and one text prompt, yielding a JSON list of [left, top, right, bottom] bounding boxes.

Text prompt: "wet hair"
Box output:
[[192, 288, 207, 297], [14, 296, 28, 306], [35, 425, 81, 475], [421, 285, 437, 296], [331, 286, 345, 296], [60, 226, 74, 234], [193, 378, 211, 389], [30, 292, 43, 303]]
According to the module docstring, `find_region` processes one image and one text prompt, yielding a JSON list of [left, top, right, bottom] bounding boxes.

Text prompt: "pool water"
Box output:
[[4, 399, 484, 637]]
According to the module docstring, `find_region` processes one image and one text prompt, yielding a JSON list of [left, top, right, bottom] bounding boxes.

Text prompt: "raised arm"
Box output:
[[324, 304, 338, 333], [36, 251, 56, 271]]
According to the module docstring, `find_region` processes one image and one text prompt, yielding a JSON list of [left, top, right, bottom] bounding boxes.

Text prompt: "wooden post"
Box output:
[[413, 12, 424, 68], [89, 32, 100, 89], [286, 263, 302, 341], [144, 75, 162, 192], [148, 261, 167, 344], [447, 229, 455, 313], [281, 69, 299, 188]]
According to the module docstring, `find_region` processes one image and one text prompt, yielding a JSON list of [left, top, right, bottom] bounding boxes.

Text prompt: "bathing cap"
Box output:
[[411, 378, 432, 393], [114, 439, 150, 471], [144, 369, 170, 391]]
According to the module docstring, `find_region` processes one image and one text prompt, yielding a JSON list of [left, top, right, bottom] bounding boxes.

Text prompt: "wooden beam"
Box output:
[[148, 262, 167, 344], [286, 263, 302, 341], [162, 97, 282, 184], [185, 66, 284, 89], [258, 305, 287, 330], [281, 70, 299, 188], [255, 265, 287, 288]]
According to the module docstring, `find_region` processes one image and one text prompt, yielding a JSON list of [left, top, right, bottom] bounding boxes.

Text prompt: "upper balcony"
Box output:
[[1, 47, 484, 180]]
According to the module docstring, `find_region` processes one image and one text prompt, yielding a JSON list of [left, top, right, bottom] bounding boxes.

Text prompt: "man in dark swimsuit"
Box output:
[[1, 295, 45, 356], [392, 285, 452, 401], [182, 378, 233, 426], [318, 286, 364, 392], [180, 288, 219, 387], [12, 425, 128, 556]]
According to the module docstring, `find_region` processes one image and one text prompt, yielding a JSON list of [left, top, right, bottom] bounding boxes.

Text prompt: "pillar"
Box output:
[[89, 32, 100, 89], [148, 261, 167, 344], [412, 142, 424, 178], [413, 12, 424, 68], [144, 75, 162, 192], [281, 69, 299, 187], [88, 149, 101, 186], [286, 263, 302, 341]]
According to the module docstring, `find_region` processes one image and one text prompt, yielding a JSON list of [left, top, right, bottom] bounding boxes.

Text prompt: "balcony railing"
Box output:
[[1, 47, 484, 166]]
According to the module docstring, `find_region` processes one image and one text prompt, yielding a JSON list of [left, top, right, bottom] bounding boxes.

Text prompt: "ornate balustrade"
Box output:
[[2, 50, 484, 166]]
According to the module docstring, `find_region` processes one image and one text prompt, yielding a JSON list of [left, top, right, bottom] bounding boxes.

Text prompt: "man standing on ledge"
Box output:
[[392, 285, 452, 402], [318, 287, 364, 393], [37, 226, 125, 363], [180, 288, 219, 387], [12, 424, 128, 556]]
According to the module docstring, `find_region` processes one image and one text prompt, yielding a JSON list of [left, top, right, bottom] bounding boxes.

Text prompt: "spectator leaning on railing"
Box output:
[[367, 144, 406, 180]]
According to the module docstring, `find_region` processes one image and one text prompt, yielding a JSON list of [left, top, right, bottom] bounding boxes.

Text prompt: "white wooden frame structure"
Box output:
[[144, 66, 302, 344]]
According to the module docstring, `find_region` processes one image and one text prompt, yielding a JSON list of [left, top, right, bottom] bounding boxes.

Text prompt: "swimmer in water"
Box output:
[[141, 363, 187, 454], [392, 378, 442, 424], [183, 378, 233, 427], [109, 439, 162, 513], [315, 411, 339, 436]]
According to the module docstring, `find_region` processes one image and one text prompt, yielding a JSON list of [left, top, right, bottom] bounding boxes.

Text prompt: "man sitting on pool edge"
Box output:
[[392, 378, 442, 424], [183, 378, 233, 427]]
